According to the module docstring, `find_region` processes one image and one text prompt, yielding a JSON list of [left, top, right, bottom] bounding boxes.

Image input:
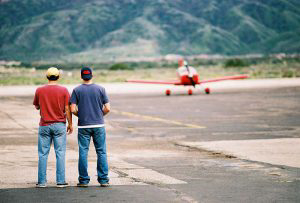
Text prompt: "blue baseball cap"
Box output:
[[81, 67, 93, 80]]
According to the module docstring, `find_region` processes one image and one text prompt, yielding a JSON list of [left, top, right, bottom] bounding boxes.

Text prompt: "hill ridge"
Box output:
[[0, 0, 299, 62]]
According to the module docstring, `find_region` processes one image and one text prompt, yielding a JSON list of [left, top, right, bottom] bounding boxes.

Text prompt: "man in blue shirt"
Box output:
[[70, 67, 110, 187]]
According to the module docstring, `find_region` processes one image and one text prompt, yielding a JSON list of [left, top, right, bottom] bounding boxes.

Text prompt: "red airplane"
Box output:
[[127, 59, 248, 96]]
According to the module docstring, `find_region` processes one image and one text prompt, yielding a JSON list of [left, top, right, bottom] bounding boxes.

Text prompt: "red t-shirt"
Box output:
[[33, 85, 70, 126]]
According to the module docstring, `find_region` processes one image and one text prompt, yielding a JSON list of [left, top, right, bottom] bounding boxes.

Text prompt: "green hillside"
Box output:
[[1, 0, 300, 62]]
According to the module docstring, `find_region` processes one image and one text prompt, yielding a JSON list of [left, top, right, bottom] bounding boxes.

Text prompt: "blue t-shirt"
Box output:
[[70, 84, 109, 126]]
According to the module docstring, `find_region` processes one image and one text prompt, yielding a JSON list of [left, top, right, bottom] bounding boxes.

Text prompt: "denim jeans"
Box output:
[[78, 127, 109, 184], [38, 123, 66, 184]]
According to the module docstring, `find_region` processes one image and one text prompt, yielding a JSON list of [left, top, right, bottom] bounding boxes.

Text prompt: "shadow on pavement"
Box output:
[[0, 185, 178, 203]]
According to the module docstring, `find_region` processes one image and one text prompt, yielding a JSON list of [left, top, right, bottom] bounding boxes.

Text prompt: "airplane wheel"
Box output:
[[205, 88, 210, 94], [166, 89, 171, 96], [188, 89, 193, 95]]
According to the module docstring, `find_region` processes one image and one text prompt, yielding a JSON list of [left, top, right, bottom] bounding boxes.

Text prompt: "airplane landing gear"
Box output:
[[166, 89, 171, 96], [188, 89, 193, 95], [205, 88, 210, 94]]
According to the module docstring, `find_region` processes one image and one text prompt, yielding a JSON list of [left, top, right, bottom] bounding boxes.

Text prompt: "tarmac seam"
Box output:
[[0, 109, 28, 130], [143, 182, 199, 203], [173, 141, 237, 159]]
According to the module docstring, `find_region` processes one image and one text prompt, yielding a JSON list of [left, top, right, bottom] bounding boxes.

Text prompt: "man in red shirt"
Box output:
[[33, 67, 73, 188]]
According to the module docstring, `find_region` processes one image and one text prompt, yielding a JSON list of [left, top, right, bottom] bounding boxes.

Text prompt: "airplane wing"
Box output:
[[199, 75, 249, 84], [127, 75, 248, 85], [126, 79, 180, 85]]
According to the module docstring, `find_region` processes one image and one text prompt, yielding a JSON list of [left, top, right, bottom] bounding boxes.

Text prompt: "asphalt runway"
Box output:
[[108, 86, 300, 142], [0, 82, 300, 202]]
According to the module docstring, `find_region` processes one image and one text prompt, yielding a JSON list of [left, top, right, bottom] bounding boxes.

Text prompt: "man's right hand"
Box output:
[[70, 103, 78, 117], [102, 103, 111, 116]]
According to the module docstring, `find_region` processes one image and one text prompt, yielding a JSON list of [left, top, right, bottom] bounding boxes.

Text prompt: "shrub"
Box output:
[[282, 69, 294, 78], [20, 62, 32, 67], [224, 58, 248, 68], [109, 63, 133, 70]]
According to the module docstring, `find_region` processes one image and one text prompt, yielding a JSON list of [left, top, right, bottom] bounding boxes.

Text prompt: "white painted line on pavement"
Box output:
[[121, 168, 187, 185], [111, 109, 206, 129]]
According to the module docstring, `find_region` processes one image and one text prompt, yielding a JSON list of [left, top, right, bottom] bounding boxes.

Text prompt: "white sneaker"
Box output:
[[57, 183, 69, 188], [36, 183, 47, 188]]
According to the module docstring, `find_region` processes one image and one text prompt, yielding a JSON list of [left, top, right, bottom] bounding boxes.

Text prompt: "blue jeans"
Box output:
[[38, 123, 66, 184], [78, 127, 109, 184]]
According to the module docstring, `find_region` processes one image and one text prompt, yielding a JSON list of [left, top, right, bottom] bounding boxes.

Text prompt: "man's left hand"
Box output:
[[67, 125, 73, 134]]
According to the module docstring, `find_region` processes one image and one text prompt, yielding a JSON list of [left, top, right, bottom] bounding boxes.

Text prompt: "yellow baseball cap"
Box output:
[[46, 67, 60, 77]]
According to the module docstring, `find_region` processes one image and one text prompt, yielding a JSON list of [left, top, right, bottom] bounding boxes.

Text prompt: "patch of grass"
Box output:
[[1, 57, 300, 85], [0, 76, 45, 85]]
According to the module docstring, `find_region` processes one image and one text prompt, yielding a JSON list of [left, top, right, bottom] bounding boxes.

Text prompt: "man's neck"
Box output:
[[83, 79, 93, 84], [48, 81, 58, 85]]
